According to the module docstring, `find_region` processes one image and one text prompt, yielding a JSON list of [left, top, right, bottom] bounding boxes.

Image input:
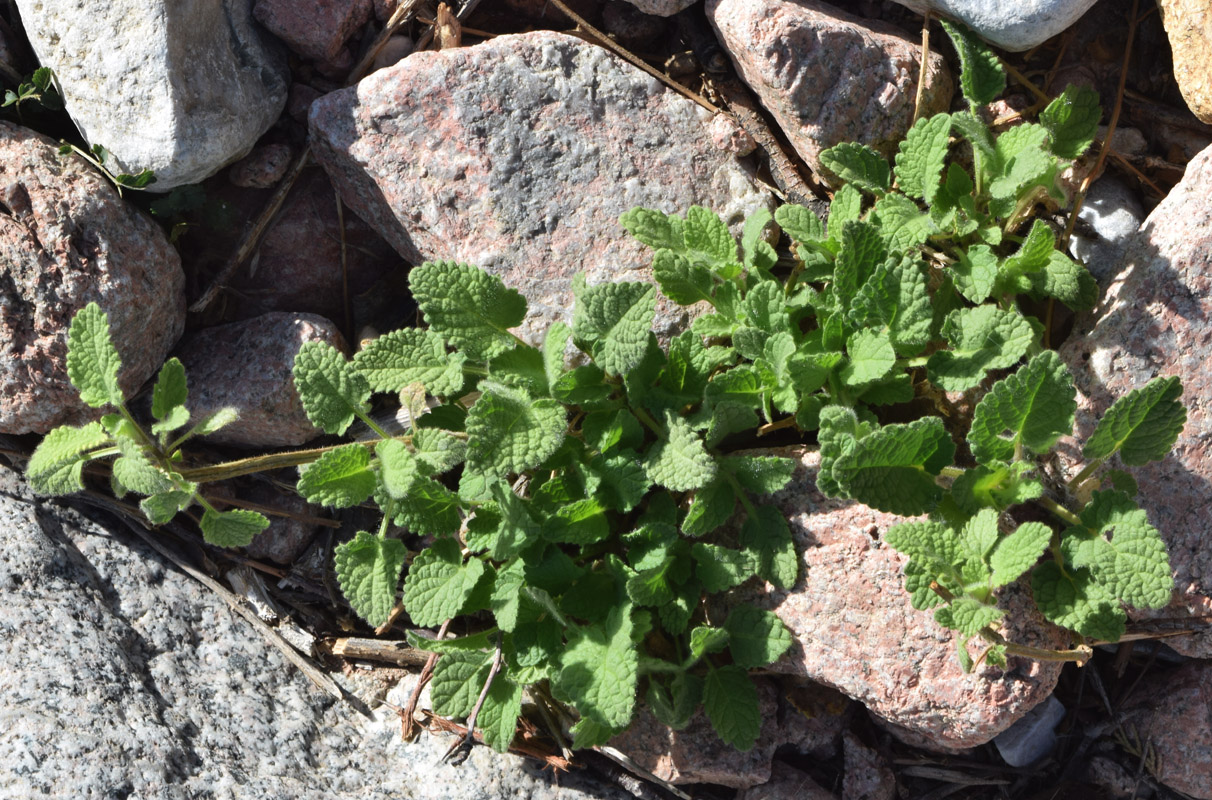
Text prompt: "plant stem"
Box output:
[[756, 415, 799, 436], [1036, 495, 1083, 527], [355, 408, 392, 440], [1066, 458, 1104, 493], [178, 441, 376, 483], [631, 406, 666, 439], [978, 629, 1093, 665]]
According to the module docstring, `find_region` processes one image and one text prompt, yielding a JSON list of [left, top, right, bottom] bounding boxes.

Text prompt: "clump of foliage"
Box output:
[[25, 23, 1186, 755], [2, 66, 62, 121]]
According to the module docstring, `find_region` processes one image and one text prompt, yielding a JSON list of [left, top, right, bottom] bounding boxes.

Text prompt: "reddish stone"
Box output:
[[288, 83, 325, 125], [254, 0, 372, 62], [706, 0, 953, 183], [173, 313, 347, 448], [0, 121, 184, 433], [1120, 661, 1212, 799]]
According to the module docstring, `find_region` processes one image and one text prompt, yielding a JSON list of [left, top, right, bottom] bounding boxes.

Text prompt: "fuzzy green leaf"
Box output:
[[199, 508, 270, 548], [774, 203, 824, 244], [703, 666, 760, 751], [989, 521, 1052, 586], [834, 220, 887, 308], [724, 604, 792, 668], [297, 443, 376, 507], [1032, 561, 1126, 642], [935, 596, 1003, 636], [828, 184, 864, 242], [841, 329, 896, 387], [739, 505, 798, 589], [151, 358, 188, 422], [1063, 490, 1172, 609], [411, 428, 467, 474], [410, 261, 527, 360], [191, 408, 240, 437], [820, 142, 891, 194], [689, 626, 731, 659], [543, 498, 610, 545], [951, 245, 1000, 304], [1041, 84, 1101, 159], [376, 439, 419, 499], [832, 417, 954, 515], [870, 193, 935, 252], [723, 456, 796, 495], [651, 249, 715, 306], [552, 605, 638, 729], [111, 450, 175, 496], [402, 537, 487, 628], [683, 205, 738, 268], [941, 19, 1006, 106], [1028, 252, 1098, 310], [1083, 376, 1185, 466], [140, 490, 194, 525], [968, 351, 1077, 464], [590, 452, 651, 513], [847, 256, 933, 356], [682, 478, 737, 536], [816, 405, 876, 499], [885, 520, 962, 573], [292, 341, 370, 435], [66, 302, 124, 408], [644, 412, 717, 492], [478, 677, 523, 753], [391, 477, 462, 536], [352, 327, 466, 396], [431, 649, 493, 717], [1001, 219, 1055, 279], [334, 530, 408, 626], [894, 113, 952, 204], [692, 543, 754, 592], [26, 422, 110, 495], [927, 306, 1038, 392], [620, 207, 681, 251], [465, 381, 566, 478], [573, 280, 657, 376]]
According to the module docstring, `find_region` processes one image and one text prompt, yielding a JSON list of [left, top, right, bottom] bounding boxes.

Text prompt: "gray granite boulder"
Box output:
[[707, 0, 953, 184], [309, 30, 773, 346], [889, 0, 1101, 52], [0, 121, 184, 434], [14, 0, 289, 190], [0, 465, 624, 799]]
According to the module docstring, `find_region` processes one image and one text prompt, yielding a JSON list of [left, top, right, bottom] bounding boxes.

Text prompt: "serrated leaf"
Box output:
[[352, 327, 465, 396], [199, 508, 269, 548], [927, 306, 1037, 392], [692, 543, 754, 592], [894, 113, 952, 204], [828, 184, 863, 242], [1001, 219, 1055, 279], [820, 142, 891, 194], [66, 302, 123, 408], [683, 205, 737, 269], [1041, 84, 1101, 159], [742, 207, 775, 270], [739, 505, 798, 589], [297, 443, 376, 507], [390, 477, 462, 536], [1029, 251, 1098, 310], [650, 249, 715, 307], [951, 462, 1044, 513], [951, 244, 1000, 304], [573, 280, 657, 376], [151, 358, 187, 421], [968, 351, 1076, 464], [941, 19, 1006, 106], [847, 255, 933, 356], [816, 405, 874, 499], [724, 604, 792, 668], [1064, 490, 1172, 609], [150, 406, 191, 437], [191, 407, 240, 437], [1084, 377, 1185, 466], [689, 626, 731, 660], [26, 422, 110, 495], [431, 649, 494, 717], [885, 520, 963, 575], [111, 451, 175, 496], [552, 605, 638, 729], [648, 673, 703, 731], [376, 438, 418, 499], [935, 596, 1004, 635], [644, 412, 716, 492], [402, 537, 487, 628], [1032, 561, 1126, 641], [465, 381, 566, 478], [841, 328, 896, 387], [292, 341, 370, 435], [409, 261, 526, 360], [477, 676, 523, 753], [989, 521, 1052, 586], [722, 456, 796, 495], [832, 417, 955, 515], [703, 666, 760, 751], [834, 220, 887, 308], [334, 530, 408, 626], [590, 452, 651, 513], [412, 428, 466, 474], [620, 207, 681, 251], [542, 321, 572, 393], [870, 193, 935, 252], [774, 203, 824, 244], [140, 490, 194, 524], [682, 478, 737, 536], [543, 498, 610, 545]]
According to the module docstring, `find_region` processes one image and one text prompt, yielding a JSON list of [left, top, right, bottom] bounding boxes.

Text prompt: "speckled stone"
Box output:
[[610, 678, 847, 788], [15, 0, 288, 191], [254, 0, 373, 61], [309, 31, 774, 346], [843, 732, 895, 800], [1157, 0, 1212, 124], [706, 0, 953, 183], [174, 313, 347, 448], [888, 0, 1101, 52], [1120, 662, 1212, 799], [739, 448, 1066, 751], [617, 0, 698, 17], [1057, 142, 1212, 658], [0, 121, 185, 434], [241, 483, 320, 565], [738, 762, 839, 800], [229, 143, 294, 189]]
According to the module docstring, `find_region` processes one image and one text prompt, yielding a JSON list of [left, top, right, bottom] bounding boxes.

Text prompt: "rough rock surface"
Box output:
[[309, 31, 773, 345], [610, 678, 847, 788], [618, 0, 698, 16], [14, 0, 289, 190], [742, 448, 1066, 751], [0, 121, 184, 434], [842, 733, 896, 800], [1157, 0, 1212, 124], [254, 0, 373, 62], [1068, 175, 1146, 282], [737, 762, 839, 800], [240, 483, 320, 565], [888, 0, 1101, 51], [232, 169, 399, 322], [707, 0, 953, 182], [1057, 143, 1212, 657], [229, 142, 294, 189], [0, 466, 624, 800], [173, 313, 346, 448], [1120, 662, 1212, 799]]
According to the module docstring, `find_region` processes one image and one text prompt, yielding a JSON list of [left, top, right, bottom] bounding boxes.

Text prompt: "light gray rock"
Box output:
[[618, 0, 698, 16], [1068, 175, 1145, 281], [0, 466, 625, 799], [0, 121, 184, 434], [842, 732, 895, 800], [993, 695, 1065, 766], [888, 0, 1102, 52], [15, 0, 289, 191], [309, 31, 773, 346]]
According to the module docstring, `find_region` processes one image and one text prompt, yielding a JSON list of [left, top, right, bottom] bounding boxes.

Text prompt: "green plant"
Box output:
[[59, 141, 157, 196], [24, 22, 1186, 757], [2, 66, 63, 121]]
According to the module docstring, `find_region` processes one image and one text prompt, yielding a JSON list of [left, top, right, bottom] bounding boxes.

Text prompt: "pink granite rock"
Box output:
[[617, 0, 698, 18], [232, 169, 399, 322], [742, 448, 1066, 751], [308, 31, 773, 345], [842, 733, 896, 800], [1120, 661, 1212, 799], [1057, 142, 1212, 658], [610, 677, 847, 788], [228, 143, 293, 189], [173, 313, 347, 448], [738, 762, 839, 800], [241, 483, 321, 565], [0, 121, 185, 434], [254, 0, 372, 62], [706, 0, 953, 183]]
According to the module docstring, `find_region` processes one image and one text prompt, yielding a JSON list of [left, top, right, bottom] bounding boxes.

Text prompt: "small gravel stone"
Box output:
[[993, 695, 1065, 767], [228, 143, 293, 189], [1068, 175, 1145, 281], [887, 0, 1102, 52]]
